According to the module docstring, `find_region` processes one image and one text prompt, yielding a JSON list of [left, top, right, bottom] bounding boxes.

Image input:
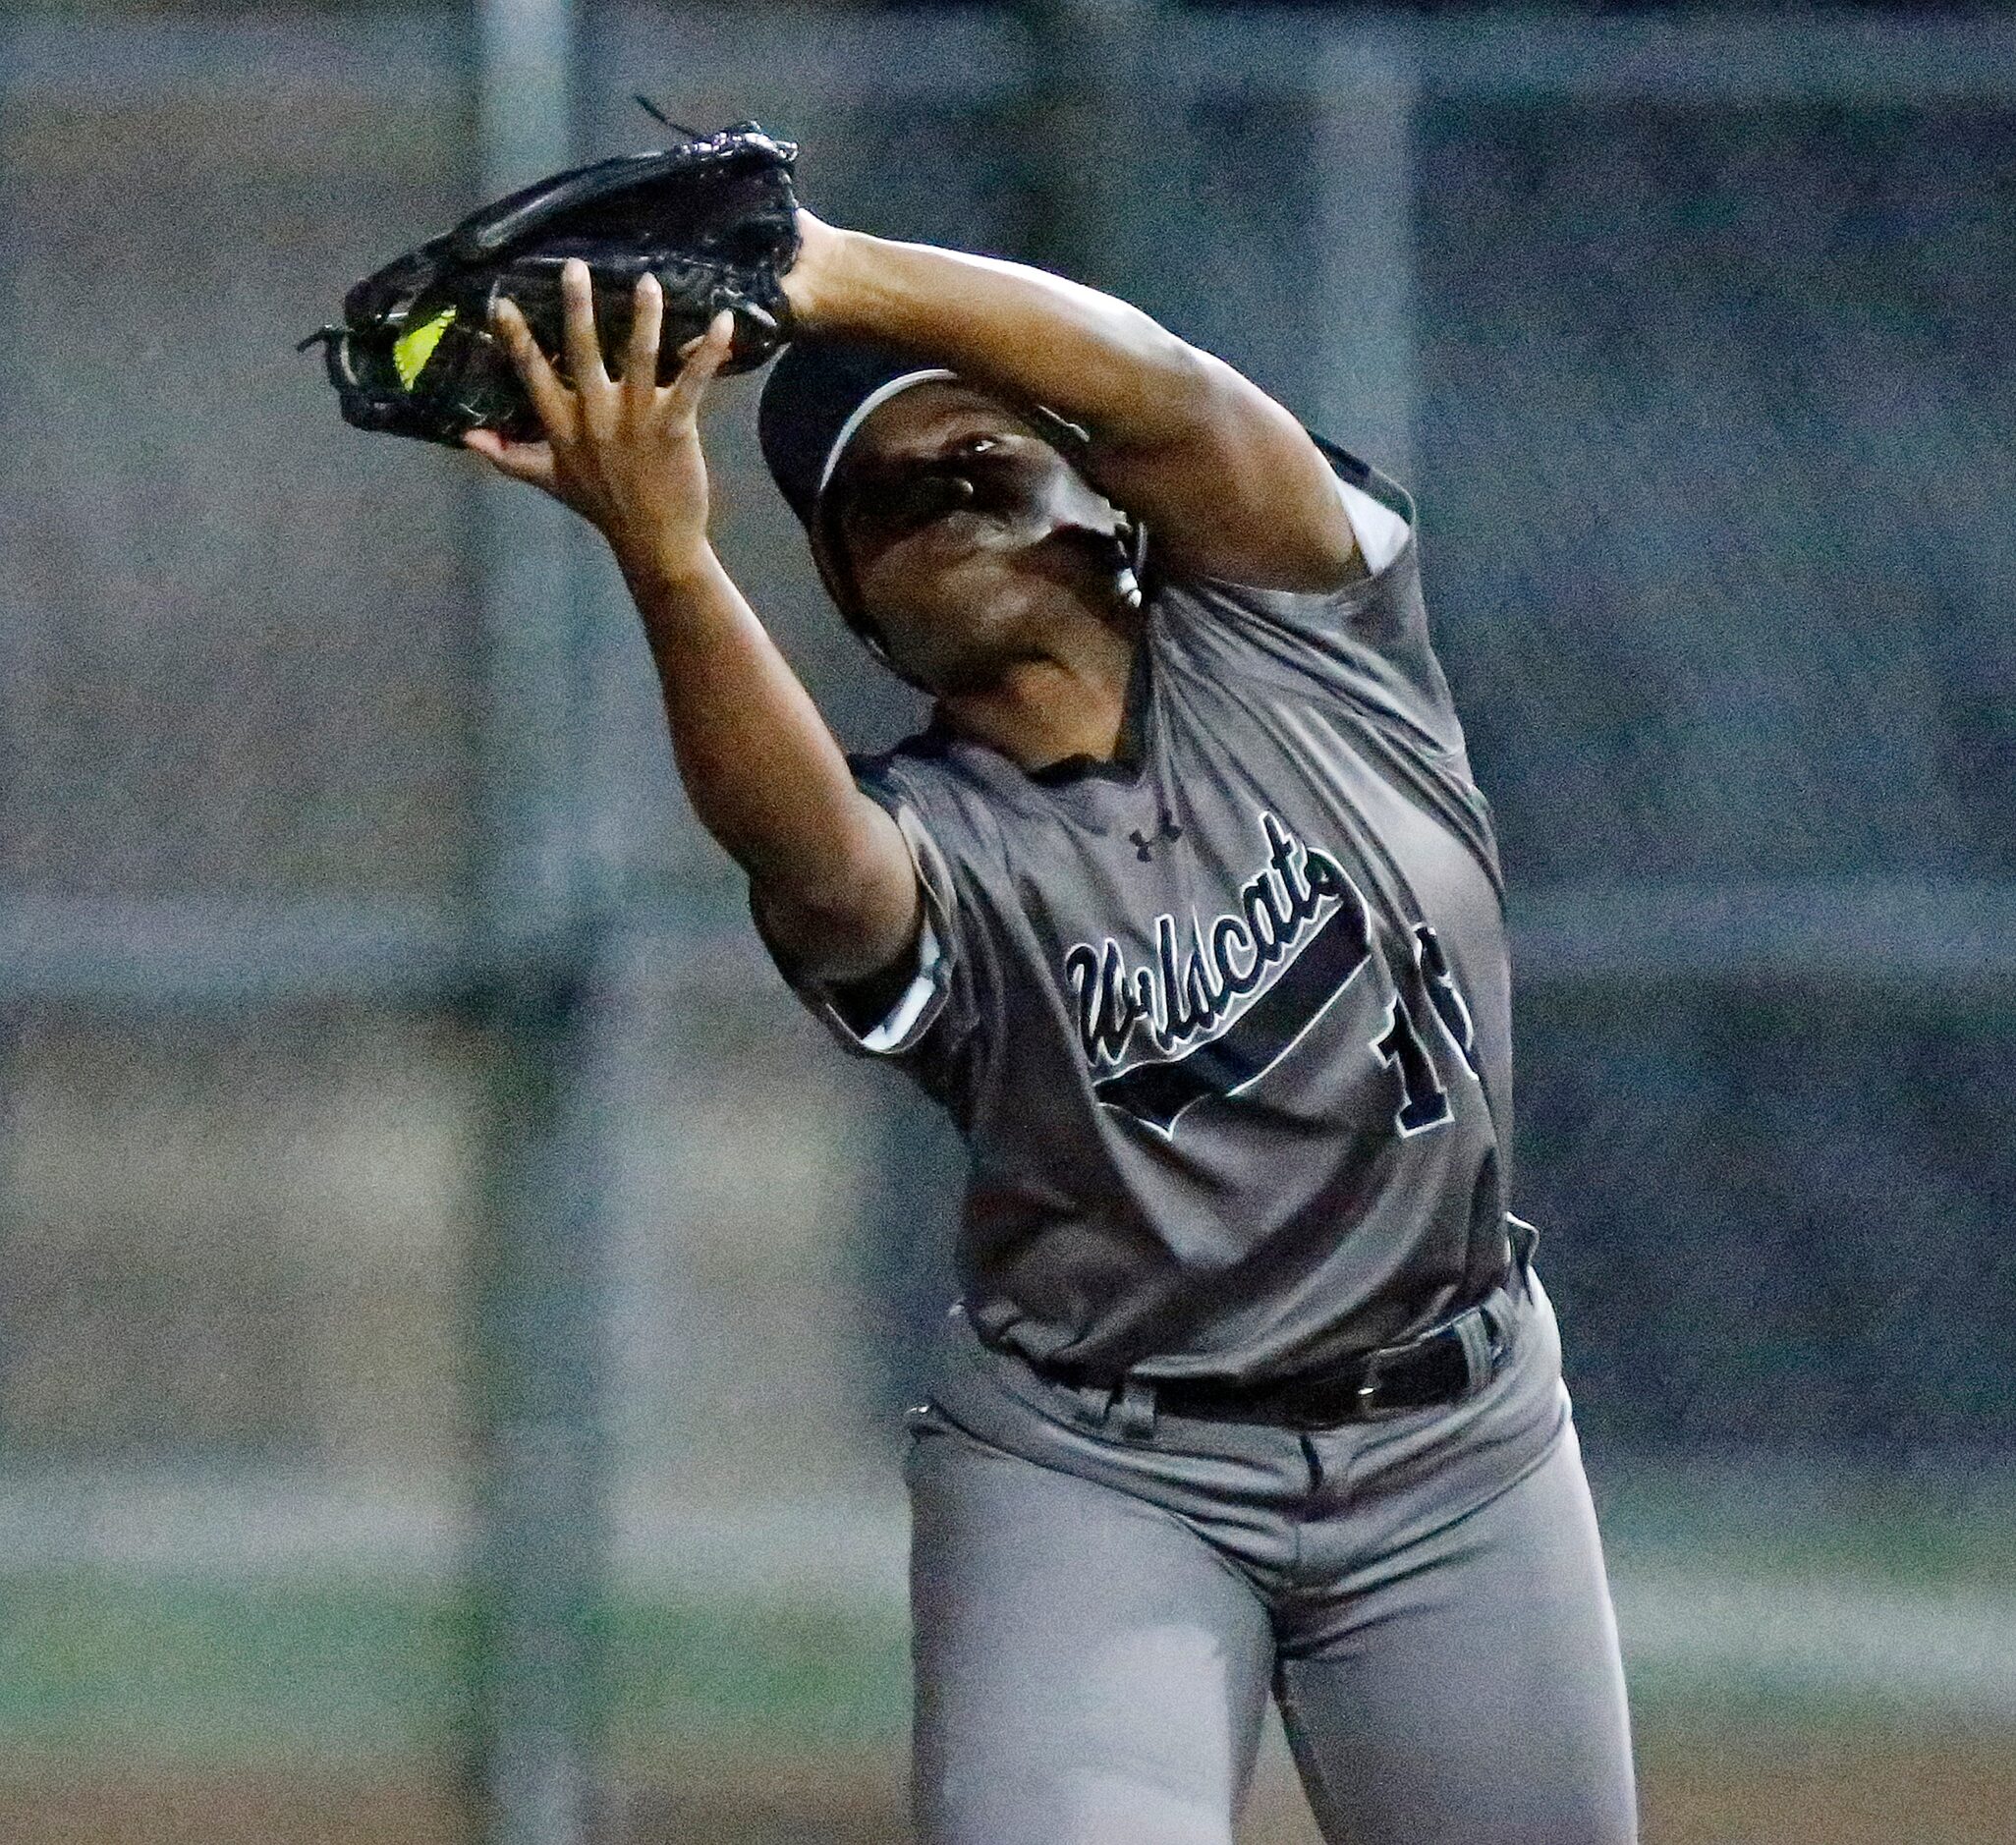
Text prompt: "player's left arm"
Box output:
[[782, 214, 1365, 593]]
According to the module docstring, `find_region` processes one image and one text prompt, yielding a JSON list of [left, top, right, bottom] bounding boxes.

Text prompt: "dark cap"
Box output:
[[756, 336, 957, 533], [756, 337, 966, 662]]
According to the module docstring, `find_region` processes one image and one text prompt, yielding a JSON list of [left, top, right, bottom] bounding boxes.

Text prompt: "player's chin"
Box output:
[[883, 568, 1009, 645], [869, 551, 1060, 684], [902, 601, 1051, 696], [892, 619, 1026, 698]]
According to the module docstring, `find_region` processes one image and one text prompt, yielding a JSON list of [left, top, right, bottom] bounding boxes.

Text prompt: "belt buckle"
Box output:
[[1351, 1344, 1419, 1423]]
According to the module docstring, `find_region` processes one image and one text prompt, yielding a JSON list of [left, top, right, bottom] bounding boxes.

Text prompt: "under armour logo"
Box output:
[[1127, 815, 1184, 863]]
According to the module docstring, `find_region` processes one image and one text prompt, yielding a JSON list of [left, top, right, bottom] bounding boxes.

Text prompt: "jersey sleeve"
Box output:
[[749, 768, 987, 1105], [1152, 440, 1464, 759]]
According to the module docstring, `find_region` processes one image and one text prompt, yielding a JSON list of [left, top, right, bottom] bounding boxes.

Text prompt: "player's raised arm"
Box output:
[[781, 213, 1366, 592], [465, 261, 920, 985]]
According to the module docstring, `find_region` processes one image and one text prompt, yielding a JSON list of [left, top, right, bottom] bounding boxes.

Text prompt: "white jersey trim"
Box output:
[[856, 913, 947, 1054], [1337, 476, 1411, 575]]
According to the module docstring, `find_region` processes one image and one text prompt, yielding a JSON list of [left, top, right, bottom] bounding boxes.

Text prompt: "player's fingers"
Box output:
[[622, 272, 664, 404], [560, 256, 611, 396], [489, 298, 574, 438], [664, 308, 735, 420], [462, 428, 559, 495]]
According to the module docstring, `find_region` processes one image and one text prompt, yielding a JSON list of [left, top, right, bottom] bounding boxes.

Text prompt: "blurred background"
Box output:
[[2, 2, 2012, 1841]]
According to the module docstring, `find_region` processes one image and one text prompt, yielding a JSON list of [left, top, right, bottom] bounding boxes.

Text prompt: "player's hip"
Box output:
[[908, 1266, 1572, 1593]]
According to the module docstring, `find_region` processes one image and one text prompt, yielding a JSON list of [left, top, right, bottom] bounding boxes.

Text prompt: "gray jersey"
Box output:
[[764, 452, 1518, 1382]]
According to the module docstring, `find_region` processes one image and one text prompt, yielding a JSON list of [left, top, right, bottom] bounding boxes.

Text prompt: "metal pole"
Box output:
[[1306, 28, 1420, 483], [1009, 0, 1163, 301], [475, 0, 590, 941], [467, 5, 609, 1845], [467, 962, 613, 1845], [1012, 5, 1417, 480]]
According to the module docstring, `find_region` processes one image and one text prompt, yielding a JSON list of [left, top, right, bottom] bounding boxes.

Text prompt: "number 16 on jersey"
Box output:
[[1373, 924, 1482, 1137]]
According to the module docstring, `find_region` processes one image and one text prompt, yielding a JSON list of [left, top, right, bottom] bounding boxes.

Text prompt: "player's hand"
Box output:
[[464, 258, 734, 583]]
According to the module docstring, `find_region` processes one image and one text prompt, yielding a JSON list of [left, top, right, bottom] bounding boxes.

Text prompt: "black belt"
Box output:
[[1022, 1277, 1521, 1431], [997, 1224, 1539, 1434], [1155, 1293, 1511, 1426]]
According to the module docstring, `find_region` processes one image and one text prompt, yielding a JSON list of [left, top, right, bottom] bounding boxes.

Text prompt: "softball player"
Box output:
[[467, 209, 1638, 1845]]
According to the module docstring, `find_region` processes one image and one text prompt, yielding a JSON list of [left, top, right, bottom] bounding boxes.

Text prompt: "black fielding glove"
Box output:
[[303, 120, 800, 445]]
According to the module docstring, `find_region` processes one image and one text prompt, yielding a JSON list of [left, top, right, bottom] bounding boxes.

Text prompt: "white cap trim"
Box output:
[[813, 367, 961, 502]]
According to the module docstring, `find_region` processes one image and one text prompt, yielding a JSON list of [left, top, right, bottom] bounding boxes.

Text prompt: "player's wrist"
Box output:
[[614, 531, 722, 606], [781, 210, 858, 332]]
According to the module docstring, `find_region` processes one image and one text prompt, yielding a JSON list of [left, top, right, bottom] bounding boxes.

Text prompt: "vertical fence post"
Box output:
[[473, 0, 588, 938], [1009, 0, 1164, 300], [468, 965, 612, 1845], [1307, 26, 1420, 483], [467, 5, 608, 1844]]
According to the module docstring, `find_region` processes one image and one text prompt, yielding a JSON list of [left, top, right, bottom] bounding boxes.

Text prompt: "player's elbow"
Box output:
[[1095, 327, 1231, 447], [1092, 337, 1287, 476]]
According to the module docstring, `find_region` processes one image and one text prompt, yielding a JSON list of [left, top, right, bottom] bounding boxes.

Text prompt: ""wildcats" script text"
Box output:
[[1063, 812, 1370, 1070]]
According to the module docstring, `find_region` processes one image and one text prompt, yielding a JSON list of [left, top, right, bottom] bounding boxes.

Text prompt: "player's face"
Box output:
[[824, 383, 1128, 695]]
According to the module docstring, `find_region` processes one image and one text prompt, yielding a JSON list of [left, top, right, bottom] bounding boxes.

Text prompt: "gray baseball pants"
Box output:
[[905, 1274, 1638, 1845]]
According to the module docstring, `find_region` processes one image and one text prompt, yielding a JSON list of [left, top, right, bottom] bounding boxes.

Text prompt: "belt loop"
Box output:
[[1111, 1373, 1157, 1441], [1453, 1307, 1496, 1394], [1507, 1214, 1540, 1300]]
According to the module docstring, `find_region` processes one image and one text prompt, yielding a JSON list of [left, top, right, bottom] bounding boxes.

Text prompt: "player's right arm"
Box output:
[[464, 258, 920, 985]]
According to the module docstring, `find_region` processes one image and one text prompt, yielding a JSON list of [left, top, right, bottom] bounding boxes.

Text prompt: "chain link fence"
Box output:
[[2, 6, 2012, 1843]]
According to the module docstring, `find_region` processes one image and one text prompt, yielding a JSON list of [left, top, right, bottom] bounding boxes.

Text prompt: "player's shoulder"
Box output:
[[846, 724, 979, 834], [1145, 440, 1465, 763], [845, 722, 955, 801], [848, 726, 1019, 873], [1150, 436, 1417, 615], [1305, 430, 1415, 542]]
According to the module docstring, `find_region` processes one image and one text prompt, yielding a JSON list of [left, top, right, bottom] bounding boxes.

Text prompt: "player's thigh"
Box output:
[[1276, 1420, 1638, 1845], [907, 1412, 1275, 1845]]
